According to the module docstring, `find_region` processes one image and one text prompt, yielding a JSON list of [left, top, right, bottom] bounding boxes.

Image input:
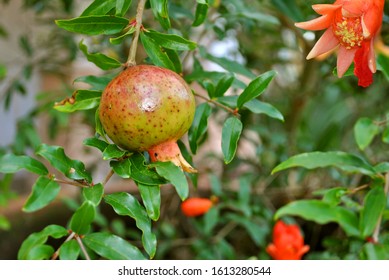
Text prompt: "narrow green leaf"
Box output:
[[110, 158, 132, 178], [360, 186, 386, 237], [237, 70, 276, 108], [74, 75, 112, 91], [69, 201, 96, 235], [56, 16, 129, 35], [270, 0, 303, 22], [54, 90, 102, 112], [36, 144, 92, 183], [23, 176, 61, 212], [354, 117, 379, 150], [211, 74, 234, 98], [0, 154, 48, 175], [272, 151, 376, 176], [221, 117, 243, 164], [193, 0, 209, 26], [140, 32, 175, 71], [138, 183, 161, 221], [382, 127, 389, 144], [109, 26, 136, 45], [104, 192, 157, 258], [203, 207, 219, 235], [275, 200, 360, 237], [0, 64, 7, 80], [129, 153, 166, 186], [144, 30, 197, 51], [79, 40, 122, 70], [83, 137, 109, 153], [164, 48, 182, 73], [155, 161, 189, 200], [149, 0, 170, 30], [95, 108, 107, 139], [0, 215, 11, 231], [188, 103, 212, 154], [59, 239, 80, 260], [102, 144, 126, 160], [244, 99, 284, 121], [81, 0, 116, 16], [116, 0, 132, 16], [82, 183, 104, 206], [83, 232, 146, 260]]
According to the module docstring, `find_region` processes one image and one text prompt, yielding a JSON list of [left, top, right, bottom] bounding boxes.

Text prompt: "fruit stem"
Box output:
[[193, 92, 240, 117], [126, 0, 147, 67]]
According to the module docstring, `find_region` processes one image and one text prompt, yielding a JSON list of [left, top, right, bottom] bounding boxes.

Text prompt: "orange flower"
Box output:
[[181, 197, 213, 217], [266, 220, 310, 260], [295, 0, 385, 87]]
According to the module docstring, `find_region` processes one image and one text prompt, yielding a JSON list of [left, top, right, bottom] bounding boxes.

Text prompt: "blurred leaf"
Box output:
[[0, 154, 48, 175], [360, 186, 386, 237], [59, 239, 80, 260], [83, 137, 109, 152], [155, 161, 189, 200], [222, 117, 243, 164], [81, 0, 116, 16], [82, 183, 104, 206], [110, 158, 132, 178], [374, 162, 389, 174], [244, 99, 284, 121], [203, 207, 219, 235], [56, 16, 129, 35], [354, 118, 379, 151], [129, 153, 166, 186], [382, 127, 389, 144], [37, 144, 92, 183], [0, 215, 11, 231], [149, 0, 170, 29], [83, 232, 146, 260], [140, 32, 175, 71], [0, 64, 6, 80], [271, 0, 302, 22], [23, 176, 61, 212], [79, 40, 122, 70], [116, 0, 132, 16], [275, 200, 360, 237], [363, 243, 389, 260], [69, 201, 96, 235], [138, 184, 161, 221], [193, 0, 208, 26], [237, 70, 276, 109], [144, 30, 197, 51], [102, 144, 126, 160], [74, 75, 111, 91], [18, 225, 68, 260], [54, 90, 102, 112], [320, 187, 347, 207], [104, 192, 156, 258], [19, 35, 33, 57], [188, 103, 212, 154], [272, 151, 376, 177], [377, 54, 389, 80], [95, 108, 107, 139]]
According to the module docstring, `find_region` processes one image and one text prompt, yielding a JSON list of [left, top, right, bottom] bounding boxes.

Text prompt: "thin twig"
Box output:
[[51, 231, 76, 260], [54, 179, 88, 188], [372, 173, 389, 242], [347, 184, 369, 195], [76, 235, 91, 260], [193, 92, 240, 117], [102, 169, 114, 186], [214, 221, 238, 242], [126, 0, 147, 67]]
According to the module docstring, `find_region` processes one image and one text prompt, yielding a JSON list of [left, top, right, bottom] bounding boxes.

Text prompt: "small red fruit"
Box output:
[[99, 65, 196, 172], [181, 197, 213, 217]]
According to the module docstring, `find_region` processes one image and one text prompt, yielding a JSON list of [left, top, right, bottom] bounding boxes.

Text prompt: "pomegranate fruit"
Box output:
[[181, 197, 213, 217], [99, 65, 196, 172]]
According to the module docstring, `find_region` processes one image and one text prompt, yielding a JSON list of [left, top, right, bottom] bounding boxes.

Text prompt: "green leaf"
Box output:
[[82, 183, 104, 206], [144, 30, 197, 51], [188, 103, 212, 154], [221, 117, 243, 164], [272, 151, 376, 177], [95, 108, 107, 139], [275, 200, 360, 237], [360, 186, 386, 237], [193, 0, 209, 27], [59, 239, 80, 260], [74, 75, 112, 91], [26, 245, 54, 260], [56, 16, 129, 35], [363, 243, 389, 260], [81, 0, 116, 16], [83, 137, 109, 152], [138, 184, 161, 221], [203, 207, 219, 235], [271, 0, 302, 21], [102, 144, 126, 160], [140, 32, 175, 71], [23, 176, 61, 212], [374, 162, 389, 174], [54, 90, 102, 112], [164, 48, 182, 73], [237, 70, 276, 109], [110, 158, 132, 178], [79, 40, 122, 70], [36, 144, 92, 183], [83, 232, 146, 260], [104, 192, 157, 258], [154, 161, 189, 200], [377, 54, 389, 81], [0, 154, 48, 175], [320, 187, 347, 207], [382, 127, 389, 144], [69, 201, 96, 235], [18, 225, 68, 260], [129, 153, 166, 186], [109, 26, 136, 45], [0, 64, 6, 80], [211, 74, 234, 98], [116, 0, 132, 17], [354, 118, 380, 151], [0, 215, 11, 231], [149, 0, 170, 30], [244, 99, 284, 121]]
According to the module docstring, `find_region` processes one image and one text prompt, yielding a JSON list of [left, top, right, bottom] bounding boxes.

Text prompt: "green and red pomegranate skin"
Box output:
[[99, 65, 196, 173]]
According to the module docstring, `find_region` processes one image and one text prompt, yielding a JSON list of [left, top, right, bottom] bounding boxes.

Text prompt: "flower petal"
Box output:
[[337, 46, 357, 77], [306, 28, 339, 59], [295, 14, 332, 31], [354, 41, 373, 87], [368, 38, 376, 73], [361, 5, 384, 39], [312, 4, 342, 15]]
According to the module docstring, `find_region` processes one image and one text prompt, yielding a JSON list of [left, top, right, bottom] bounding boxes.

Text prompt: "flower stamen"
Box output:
[[333, 17, 364, 50]]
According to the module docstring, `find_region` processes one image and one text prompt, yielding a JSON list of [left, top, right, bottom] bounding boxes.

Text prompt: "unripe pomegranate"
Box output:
[[181, 197, 213, 217], [99, 65, 196, 172]]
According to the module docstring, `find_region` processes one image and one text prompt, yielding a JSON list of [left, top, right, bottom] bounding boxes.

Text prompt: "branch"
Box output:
[[126, 0, 147, 67], [193, 92, 240, 117], [51, 231, 76, 260], [76, 235, 91, 260], [54, 178, 88, 188], [102, 169, 114, 186]]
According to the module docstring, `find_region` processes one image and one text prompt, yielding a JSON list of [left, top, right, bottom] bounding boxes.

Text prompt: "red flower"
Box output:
[[266, 220, 310, 260], [295, 0, 385, 87], [181, 197, 213, 217]]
